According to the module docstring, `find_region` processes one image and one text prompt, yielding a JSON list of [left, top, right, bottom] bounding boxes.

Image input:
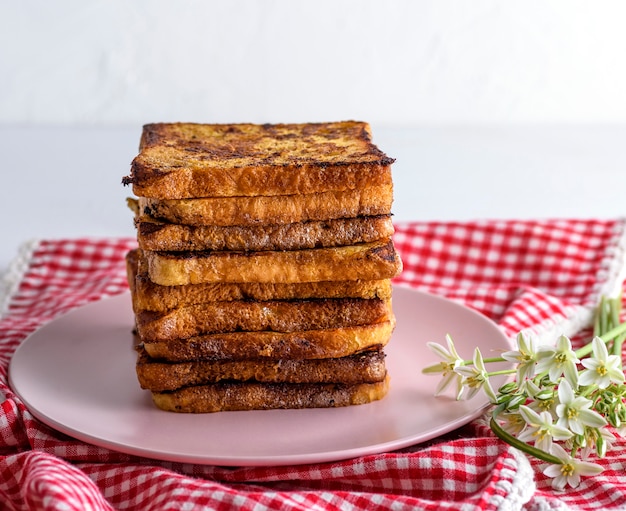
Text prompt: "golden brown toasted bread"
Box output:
[[134, 211, 394, 252], [127, 249, 393, 312], [122, 120, 400, 414], [135, 297, 393, 342], [136, 184, 393, 226], [141, 319, 395, 362], [150, 376, 390, 412], [143, 239, 402, 286], [123, 121, 394, 200], [136, 345, 386, 392]]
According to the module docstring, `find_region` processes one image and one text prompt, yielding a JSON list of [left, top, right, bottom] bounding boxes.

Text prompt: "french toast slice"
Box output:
[[141, 319, 395, 362], [136, 345, 387, 391], [123, 121, 394, 200], [134, 211, 394, 252], [150, 376, 390, 413], [127, 248, 393, 311], [136, 184, 393, 226], [134, 297, 392, 342], [143, 239, 403, 286]]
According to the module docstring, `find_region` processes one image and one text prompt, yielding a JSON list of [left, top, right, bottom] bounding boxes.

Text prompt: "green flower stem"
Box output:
[[609, 297, 621, 328], [580, 295, 625, 359], [487, 369, 517, 378], [609, 296, 625, 358], [459, 356, 507, 367], [422, 356, 506, 374], [576, 320, 626, 359], [613, 335, 625, 360], [593, 299, 602, 337], [579, 384, 598, 398], [595, 296, 609, 337], [490, 410, 563, 465], [482, 357, 507, 364]]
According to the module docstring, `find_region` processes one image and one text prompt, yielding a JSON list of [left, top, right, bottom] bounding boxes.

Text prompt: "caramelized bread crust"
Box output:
[[135, 298, 392, 342], [124, 121, 395, 200], [136, 346, 387, 391], [127, 248, 393, 310], [151, 376, 390, 413], [127, 249, 393, 311], [135, 213, 395, 252], [137, 184, 393, 226], [141, 320, 395, 362], [144, 239, 403, 286]]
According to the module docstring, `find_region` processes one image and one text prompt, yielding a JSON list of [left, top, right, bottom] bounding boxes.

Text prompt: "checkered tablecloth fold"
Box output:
[[393, 219, 626, 343], [1, 219, 625, 510]]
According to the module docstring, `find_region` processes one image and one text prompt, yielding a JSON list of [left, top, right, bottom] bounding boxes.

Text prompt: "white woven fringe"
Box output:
[[0, 239, 40, 319]]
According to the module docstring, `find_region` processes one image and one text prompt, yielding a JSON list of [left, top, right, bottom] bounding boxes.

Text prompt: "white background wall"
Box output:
[[2, 1, 626, 276], [3, 0, 626, 126]]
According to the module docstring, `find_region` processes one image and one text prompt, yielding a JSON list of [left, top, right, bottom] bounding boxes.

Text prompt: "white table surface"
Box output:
[[2, 124, 625, 281]]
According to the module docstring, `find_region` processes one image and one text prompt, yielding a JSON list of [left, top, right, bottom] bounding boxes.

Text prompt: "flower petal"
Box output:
[[501, 350, 522, 363], [535, 435, 553, 453], [464, 385, 480, 400], [567, 473, 582, 489], [548, 365, 562, 383], [551, 443, 568, 458], [454, 366, 476, 378], [578, 409, 608, 429], [473, 348, 486, 372], [519, 405, 542, 426], [558, 379, 576, 404], [551, 425, 574, 441], [591, 336, 609, 361], [427, 341, 452, 360], [568, 419, 585, 436], [544, 464, 564, 478], [563, 361, 579, 387], [483, 379, 498, 404], [609, 366, 625, 384], [580, 358, 599, 370], [434, 371, 457, 396], [550, 475, 568, 491], [576, 461, 604, 477], [578, 370, 597, 387]]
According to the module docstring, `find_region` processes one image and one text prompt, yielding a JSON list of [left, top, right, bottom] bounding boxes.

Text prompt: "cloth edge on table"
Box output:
[[0, 238, 41, 319], [526, 218, 626, 345]]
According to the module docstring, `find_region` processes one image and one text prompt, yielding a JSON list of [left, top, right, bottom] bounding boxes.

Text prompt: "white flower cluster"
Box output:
[[423, 297, 626, 491]]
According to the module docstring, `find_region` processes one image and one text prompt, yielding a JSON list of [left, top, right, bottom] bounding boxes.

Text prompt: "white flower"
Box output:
[[555, 380, 607, 435], [424, 335, 465, 397], [454, 348, 497, 402], [522, 379, 547, 400], [517, 405, 572, 453], [498, 411, 527, 436], [502, 332, 538, 382], [527, 396, 558, 418], [523, 380, 558, 415], [536, 335, 580, 386], [543, 443, 603, 490], [579, 336, 625, 389]]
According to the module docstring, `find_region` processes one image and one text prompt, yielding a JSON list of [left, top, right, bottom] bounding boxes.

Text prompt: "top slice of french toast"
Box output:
[[123, 121, 395, 199]]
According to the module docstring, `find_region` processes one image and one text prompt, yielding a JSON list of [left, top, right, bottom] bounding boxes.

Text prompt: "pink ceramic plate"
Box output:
[[9, 286, 512, 466]]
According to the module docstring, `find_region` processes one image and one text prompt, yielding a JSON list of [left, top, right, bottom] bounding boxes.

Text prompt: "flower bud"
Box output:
[[498, 382, 518, 395], [596, 436, 607, 458], [535, 388, 555, 401], [506, 394, 527, 410]]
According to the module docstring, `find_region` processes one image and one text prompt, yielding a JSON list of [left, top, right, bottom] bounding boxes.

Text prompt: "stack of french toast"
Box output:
[[123, 121, 402, 412]]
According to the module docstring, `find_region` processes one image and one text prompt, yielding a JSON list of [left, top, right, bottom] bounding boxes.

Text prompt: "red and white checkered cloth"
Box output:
[[1, 219, 626, 511]]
